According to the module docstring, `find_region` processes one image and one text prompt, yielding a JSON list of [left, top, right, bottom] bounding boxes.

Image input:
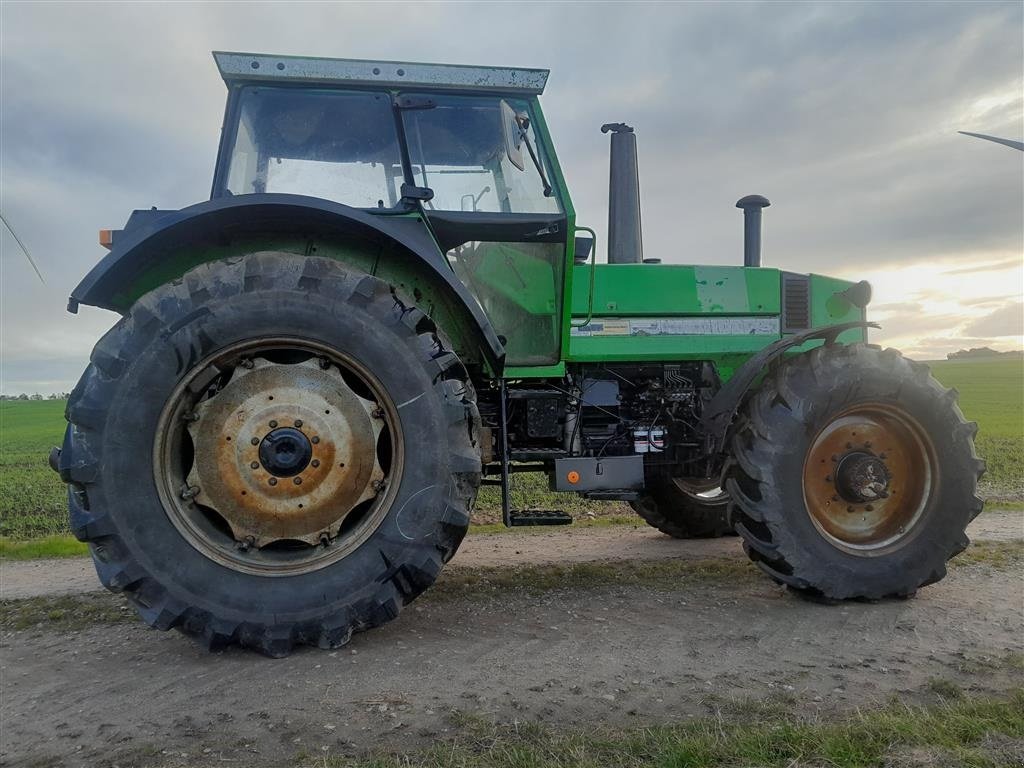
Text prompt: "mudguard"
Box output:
[[69, 194, 506, 370], [702, 320, 879, 452]]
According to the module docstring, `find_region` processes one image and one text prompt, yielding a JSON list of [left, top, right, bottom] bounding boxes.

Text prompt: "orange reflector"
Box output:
[[566, 471, 580, 485], [98, 229, 114, 249]]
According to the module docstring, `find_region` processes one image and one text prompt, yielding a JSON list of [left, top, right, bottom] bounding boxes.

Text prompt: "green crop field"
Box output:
[[1, 357, 1021, 542]]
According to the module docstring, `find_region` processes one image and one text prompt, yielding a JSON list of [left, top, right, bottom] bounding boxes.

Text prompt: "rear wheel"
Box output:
[[724, 343, 984, 599], [58, 254, 481, 656], [630, 477, 733, 538]]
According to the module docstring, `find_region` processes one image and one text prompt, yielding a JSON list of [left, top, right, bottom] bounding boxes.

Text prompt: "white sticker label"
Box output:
[[571, 317, 780, 337]]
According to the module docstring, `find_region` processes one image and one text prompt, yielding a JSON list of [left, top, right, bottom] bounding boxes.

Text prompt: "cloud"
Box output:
[[0, 1, 1021, 391], [943, 258, 1024, 275], [964, 302, 1024, 337]]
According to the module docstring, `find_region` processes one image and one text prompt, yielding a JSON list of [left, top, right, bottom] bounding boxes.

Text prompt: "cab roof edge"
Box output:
[[212, 51, 550, 95]]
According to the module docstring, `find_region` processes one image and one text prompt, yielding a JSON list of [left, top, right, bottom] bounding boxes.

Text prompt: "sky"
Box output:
[[1, 1, 1022, 394]]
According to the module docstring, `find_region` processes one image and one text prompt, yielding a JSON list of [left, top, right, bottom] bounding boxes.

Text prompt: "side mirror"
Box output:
[[501, 100, 525, 171]]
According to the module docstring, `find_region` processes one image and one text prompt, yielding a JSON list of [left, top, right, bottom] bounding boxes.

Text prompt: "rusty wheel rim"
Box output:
[[155, 338, 403, 576], [802, 402, 935, 555]]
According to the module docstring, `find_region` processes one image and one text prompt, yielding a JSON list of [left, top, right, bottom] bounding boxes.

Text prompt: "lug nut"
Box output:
[[318, 357, 331, 370], [250, 461, 259, 469], [180, 485, 200, 500], [311, 459, 320, 468], [294, 419, 303, 428], [240, 358, 254, 369], [293, 477, 302, 485], [372, 407, 385, 419], [237, 535, 255, 552], [269, 420, 278, 428], [251, 437, 260, 445], [268, 478, 278, 486], [372, 479, 386, 492], [311, 436, 320, 444]]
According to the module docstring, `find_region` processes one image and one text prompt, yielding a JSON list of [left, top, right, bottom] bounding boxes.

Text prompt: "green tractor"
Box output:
[[52, 52, 984, 656]]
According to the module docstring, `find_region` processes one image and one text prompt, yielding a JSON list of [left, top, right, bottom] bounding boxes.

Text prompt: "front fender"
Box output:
[[702, 321, 880, 453], [70, 194, 505, 371]]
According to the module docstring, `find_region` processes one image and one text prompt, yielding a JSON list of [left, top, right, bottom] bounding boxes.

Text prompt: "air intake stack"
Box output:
[[602, 123, 643, 264], [736, 194, 770, 267]]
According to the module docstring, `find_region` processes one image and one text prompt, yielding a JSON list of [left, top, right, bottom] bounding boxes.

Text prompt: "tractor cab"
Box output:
[[211, 52, 573, 368]]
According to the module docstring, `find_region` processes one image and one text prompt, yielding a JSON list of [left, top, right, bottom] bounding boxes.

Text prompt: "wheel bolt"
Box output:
[[311, 459, 320, 468], [268, 478, 278, 486], [311, 436, 320, 444], [372, 479, 385, 492], [250, 461, 259, 469], [240, 358, 254, 369], [293, 477, 302, 485], [269, 420, 278, 428], [372, 407, 385, 419], [251, 437, 259, 445], [318, 357, 330, 370], [294, 419, 303, 428]]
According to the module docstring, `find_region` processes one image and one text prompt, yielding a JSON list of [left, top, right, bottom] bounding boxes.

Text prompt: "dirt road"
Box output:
[[2, 512, 1022, 767], [2, 510, 1020, 600]]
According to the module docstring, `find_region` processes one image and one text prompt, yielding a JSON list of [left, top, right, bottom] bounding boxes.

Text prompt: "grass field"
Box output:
[[1, 357, 1021, 543]]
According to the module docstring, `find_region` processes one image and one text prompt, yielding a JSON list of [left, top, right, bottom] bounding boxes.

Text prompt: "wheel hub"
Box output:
[[185, 358, 386, 547], [259, 427, 313, 477], [802, 404, 934, 554], [834, 451, 890, 503]]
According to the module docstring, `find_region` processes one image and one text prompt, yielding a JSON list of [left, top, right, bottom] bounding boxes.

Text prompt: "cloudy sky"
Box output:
[[1, 1, 1022, 394]]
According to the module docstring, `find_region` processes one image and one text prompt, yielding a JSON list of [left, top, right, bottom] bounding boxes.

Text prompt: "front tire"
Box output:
[[59, 254, 481, 656], [724, 343, 984, 600], [630, 478, 733, 538]]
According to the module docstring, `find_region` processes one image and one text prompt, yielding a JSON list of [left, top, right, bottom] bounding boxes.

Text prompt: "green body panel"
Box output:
[[556, 263, 864, 382], [570, 264, 781, 316]]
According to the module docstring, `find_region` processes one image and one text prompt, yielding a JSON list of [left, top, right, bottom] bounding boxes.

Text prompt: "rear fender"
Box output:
[[70, 194, 505, 371]]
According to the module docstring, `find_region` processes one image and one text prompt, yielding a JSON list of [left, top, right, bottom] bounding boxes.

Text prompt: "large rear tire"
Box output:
[[629, 478, 733, 538], [724, 343, 984, 600], [57, 254, 481, 656]]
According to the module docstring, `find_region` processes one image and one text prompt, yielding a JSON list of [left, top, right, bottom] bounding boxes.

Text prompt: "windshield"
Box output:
[[223, 86, 403, 208], [401, 94, 560, 214]]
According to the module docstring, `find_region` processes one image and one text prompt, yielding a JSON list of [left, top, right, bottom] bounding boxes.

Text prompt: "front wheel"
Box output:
[[630, 478, 733, 538], [59, 254, 481, 656], [724, 343, 984, 600]]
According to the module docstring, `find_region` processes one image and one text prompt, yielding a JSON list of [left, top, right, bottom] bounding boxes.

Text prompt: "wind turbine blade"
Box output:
[[0, 212, 45, 284], [958, 131, 1024, 151]]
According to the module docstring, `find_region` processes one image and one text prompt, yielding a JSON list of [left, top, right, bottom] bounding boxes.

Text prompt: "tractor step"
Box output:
[[508, 510, 573, 526]]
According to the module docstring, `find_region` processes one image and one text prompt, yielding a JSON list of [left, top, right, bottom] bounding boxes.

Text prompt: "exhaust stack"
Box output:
[[736, 194, 770, 268], [602, 123, 643, 264]]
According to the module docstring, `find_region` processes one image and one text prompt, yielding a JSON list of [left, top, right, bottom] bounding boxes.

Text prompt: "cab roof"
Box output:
[[213, 51, 549, 95]]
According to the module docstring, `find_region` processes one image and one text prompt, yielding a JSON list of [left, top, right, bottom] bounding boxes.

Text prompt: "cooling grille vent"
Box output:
[[781, 273, 811, 332]]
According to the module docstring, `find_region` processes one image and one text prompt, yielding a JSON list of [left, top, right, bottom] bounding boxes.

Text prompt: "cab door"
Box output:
[[399, 93, 568, 367]]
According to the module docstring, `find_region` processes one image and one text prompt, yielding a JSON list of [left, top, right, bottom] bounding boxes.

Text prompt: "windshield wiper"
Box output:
[[515, 115, 553, 197]]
